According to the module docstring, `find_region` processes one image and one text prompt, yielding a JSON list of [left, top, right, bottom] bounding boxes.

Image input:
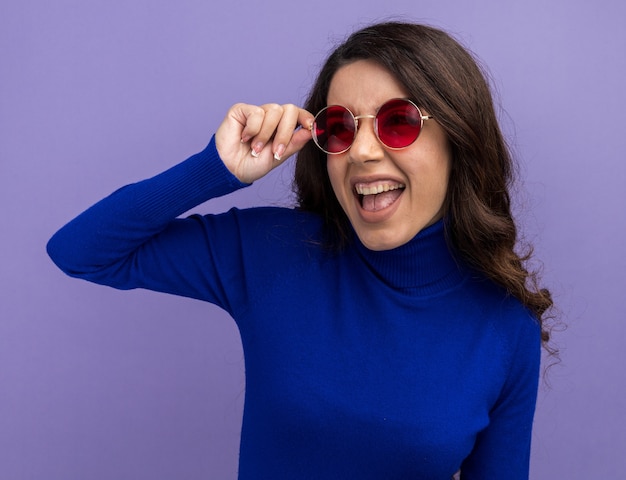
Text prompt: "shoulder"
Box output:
[[462, 275, 542, 372], [229, 205, 322, 227], [223, 206, 324, 242], [464, 274, 540, 335], [192, 206, 327, 258]]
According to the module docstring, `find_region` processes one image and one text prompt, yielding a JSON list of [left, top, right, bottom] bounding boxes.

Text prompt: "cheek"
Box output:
[[420, 138, 451, 184], [437, 154, 452, 199], [431, 159, 451, 195], [403, 152, 451, 210], [426, 165, 450, 209]]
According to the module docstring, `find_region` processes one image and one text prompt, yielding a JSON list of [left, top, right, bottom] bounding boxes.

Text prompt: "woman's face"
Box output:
[[325, 60, 452, 251]]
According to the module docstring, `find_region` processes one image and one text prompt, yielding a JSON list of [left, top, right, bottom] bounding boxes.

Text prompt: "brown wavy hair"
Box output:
[[294, 21, 555, 350]]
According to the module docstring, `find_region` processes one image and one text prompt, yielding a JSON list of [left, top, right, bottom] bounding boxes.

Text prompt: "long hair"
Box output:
[[294, 22, 555, 349]]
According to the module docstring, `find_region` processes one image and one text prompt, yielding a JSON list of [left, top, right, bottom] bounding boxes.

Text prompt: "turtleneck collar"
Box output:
[[353, 220, 468, 295]]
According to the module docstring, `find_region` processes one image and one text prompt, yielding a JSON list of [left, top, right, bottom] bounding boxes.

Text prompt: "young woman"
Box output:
[[48, 21, 553, 479]]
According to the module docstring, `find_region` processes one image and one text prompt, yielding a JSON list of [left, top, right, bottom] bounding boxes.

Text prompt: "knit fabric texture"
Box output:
[[48, 137, 541, 479]]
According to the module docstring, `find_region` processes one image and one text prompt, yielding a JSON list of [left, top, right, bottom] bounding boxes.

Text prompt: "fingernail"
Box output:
[[241, 135, 251, 144], [273, 144, 285, 161], [251, 142, 263, 157], [250, 149, 259, 158]]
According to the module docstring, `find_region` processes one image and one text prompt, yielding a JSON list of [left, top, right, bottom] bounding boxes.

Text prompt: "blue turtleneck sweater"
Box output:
[[47, 137, 541, 479]]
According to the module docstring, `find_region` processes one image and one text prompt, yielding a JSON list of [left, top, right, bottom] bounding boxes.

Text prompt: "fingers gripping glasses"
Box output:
[[310, 98, 433, 155]]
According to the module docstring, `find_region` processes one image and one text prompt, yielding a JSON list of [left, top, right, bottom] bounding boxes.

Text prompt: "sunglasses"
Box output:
[[310, 98, 433, 155]]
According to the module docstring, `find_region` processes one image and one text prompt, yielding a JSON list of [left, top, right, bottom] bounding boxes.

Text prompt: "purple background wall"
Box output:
[[1, 0, 624, 478]]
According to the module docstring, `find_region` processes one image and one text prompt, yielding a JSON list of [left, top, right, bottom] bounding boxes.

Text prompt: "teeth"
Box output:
[[355, 183, 405, 195]]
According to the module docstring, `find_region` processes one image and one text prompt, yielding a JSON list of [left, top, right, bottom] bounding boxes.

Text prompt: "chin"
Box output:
[[354, 229, 413, 251], [352, 214, 443, 251]]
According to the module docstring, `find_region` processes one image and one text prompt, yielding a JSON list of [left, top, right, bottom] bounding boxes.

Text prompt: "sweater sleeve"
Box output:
[[46, 136, 251, 312], [460, 310, 542, 480]]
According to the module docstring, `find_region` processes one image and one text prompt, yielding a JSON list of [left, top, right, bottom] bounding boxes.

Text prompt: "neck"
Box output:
[[353, 220, 467, 295]]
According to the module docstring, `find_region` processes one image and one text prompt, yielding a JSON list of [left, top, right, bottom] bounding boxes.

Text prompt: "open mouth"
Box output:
[[354, 182, 406, 212]]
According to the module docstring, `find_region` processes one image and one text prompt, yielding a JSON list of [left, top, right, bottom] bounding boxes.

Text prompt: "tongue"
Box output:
[[361, 189, 403, 212]]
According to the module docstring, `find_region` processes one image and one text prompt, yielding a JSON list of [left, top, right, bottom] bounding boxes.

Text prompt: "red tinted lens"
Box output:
[[376, 99, 422, 149], [313, 106, 355, 154]]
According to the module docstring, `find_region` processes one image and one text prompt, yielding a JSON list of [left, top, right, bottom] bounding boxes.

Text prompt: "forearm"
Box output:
[[47, 136, 247, 280]]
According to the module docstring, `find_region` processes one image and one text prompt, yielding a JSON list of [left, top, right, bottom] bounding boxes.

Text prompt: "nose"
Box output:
[[347, 116, 385, 164]]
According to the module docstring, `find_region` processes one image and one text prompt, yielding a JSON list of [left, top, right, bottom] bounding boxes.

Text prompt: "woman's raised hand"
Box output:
[[215, 103, 315, 184]]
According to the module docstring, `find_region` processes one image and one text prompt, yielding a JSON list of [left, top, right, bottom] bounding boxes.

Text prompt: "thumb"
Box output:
[[278, 125, 314, 161]]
